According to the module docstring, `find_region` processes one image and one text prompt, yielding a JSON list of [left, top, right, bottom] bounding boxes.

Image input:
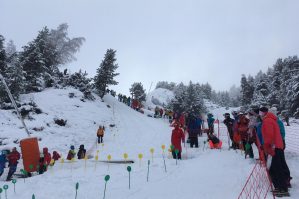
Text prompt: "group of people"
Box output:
[[223, 107, 291, 197], [154, 106, 174, 120], [0, 147, 20, 181], [170, 112, 220, 159], [117, 93, 131, 106]]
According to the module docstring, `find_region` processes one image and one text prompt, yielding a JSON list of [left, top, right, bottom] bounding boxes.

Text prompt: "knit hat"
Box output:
[[269, 107, 278, 115], [259, 106, 268, 113], [70, 145, 75, 150]]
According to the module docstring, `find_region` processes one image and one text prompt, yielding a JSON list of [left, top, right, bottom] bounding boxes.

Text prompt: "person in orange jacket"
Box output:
[[171, 123, 185, 159], [97, 125, 105, 143]]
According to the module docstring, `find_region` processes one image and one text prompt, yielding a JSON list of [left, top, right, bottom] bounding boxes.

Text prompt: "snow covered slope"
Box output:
[[145, 88, 174, 109], [0, 88, 298, 199]]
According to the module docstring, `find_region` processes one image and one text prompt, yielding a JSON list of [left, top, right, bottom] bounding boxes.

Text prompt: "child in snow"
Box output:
[[77, 144, 86, 159], [97, 126, 105, 143], [52, 151, 61, 164], [67, 145, 76, 160], [171, 123, 185, 160], [38, 153, 45, 174], [42, 147, 51, 171], [6, 147, 20, 181]]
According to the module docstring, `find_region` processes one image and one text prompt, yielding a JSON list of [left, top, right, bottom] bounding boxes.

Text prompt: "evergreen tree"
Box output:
[[184, 81, 206, 116], [252, 71, 269, 106], [202, 83, 212, 99], [130, 82, 146, 101], [169, 82, 187, 114], [20, 24, 85, 92], [94, 49, 119, 98], [240, 75, 254, 106]]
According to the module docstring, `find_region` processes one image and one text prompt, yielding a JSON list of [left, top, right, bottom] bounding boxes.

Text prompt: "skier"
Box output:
[[207, 113, 215, 135], [259, 106, 290, 197], [0, 150, 8, 177], [223, 113, 236, 149], [171, 123, 185, 160], [97, 125, 105, 143], [6, 147, 20, 181], [67, 145, 76, 160], [77, 144, 86, 159]]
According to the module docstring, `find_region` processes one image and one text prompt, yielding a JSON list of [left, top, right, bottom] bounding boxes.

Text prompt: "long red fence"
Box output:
[[237, 161, 274, 199]]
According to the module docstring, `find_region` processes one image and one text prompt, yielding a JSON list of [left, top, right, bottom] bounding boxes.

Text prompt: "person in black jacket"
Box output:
[[77, 145, 86, 159], [223, 113, 237, 149]]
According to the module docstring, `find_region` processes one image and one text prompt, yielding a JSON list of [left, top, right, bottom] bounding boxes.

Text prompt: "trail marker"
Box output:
[[75, 182, 79, 199], [3, 185, 8, 199], [150, 148, 154, 162], [138, 153, 143, 167], [12, 179, 16, 193], [103, 175, 110, 199], [127, 166, 132, 189], [147, 160, 150, 182]]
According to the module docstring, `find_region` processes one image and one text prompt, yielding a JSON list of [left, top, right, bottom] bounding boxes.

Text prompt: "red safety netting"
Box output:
[[285, 126, 299, 154], [237, 160, 274, 199]]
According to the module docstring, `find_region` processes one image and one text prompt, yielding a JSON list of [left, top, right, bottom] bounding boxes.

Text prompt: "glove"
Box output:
[[264, 144, 275, 157]]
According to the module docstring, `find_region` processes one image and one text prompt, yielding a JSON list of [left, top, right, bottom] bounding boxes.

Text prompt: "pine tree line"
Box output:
[[240, 56, 299, 118]]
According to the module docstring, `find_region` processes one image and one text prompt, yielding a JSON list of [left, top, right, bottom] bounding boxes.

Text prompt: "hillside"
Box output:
[[0, 88, 298, 198]]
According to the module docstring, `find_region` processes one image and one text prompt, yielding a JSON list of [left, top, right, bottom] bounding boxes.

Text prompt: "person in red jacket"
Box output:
[[260, 107, 290, 196], [171, 123, 185, 160], [43, 147, 51, 171], [52, 151, 61, 161], [6, 147, 20, 181]]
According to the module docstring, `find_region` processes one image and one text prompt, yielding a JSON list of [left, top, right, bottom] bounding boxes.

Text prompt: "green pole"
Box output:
[[32, 194, 35, 199], [3, 185, 8, 199], [147, 160, 150, 182], [103, 175, 110, 199], [12, 179, 16, 193], [175, 149, 179, 165], [127, 166, 131, 189], [75, 182, 79, 199], [0, 188, 2, 199]]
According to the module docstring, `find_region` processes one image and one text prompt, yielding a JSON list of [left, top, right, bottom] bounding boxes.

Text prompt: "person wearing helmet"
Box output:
[[67, 145, 76, 160]]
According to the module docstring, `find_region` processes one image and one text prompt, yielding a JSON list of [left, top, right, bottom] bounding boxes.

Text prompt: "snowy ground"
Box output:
[[0, 88, 298, 199]]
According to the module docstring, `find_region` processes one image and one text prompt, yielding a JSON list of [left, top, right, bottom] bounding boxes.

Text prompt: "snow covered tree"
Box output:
[[0, 36, 24, 104], [240, 75, 254, 106], [201, 83, 212, 99], [169, 82, 187, 114], [20, 24, 85, 92], [130, 82, 146, 101], [184, 81, 206, 116], [94, 49, 119, 98], [155, 81, 176, 90], [252, 71, 269, 106]]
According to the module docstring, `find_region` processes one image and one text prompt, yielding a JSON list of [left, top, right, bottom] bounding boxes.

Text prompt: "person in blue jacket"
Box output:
[[0, 150, 8, 177], [207, 113, 215, 135]]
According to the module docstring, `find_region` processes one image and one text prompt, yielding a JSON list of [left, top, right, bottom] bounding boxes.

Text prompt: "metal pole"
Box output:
[[0, 73, 31, 137]]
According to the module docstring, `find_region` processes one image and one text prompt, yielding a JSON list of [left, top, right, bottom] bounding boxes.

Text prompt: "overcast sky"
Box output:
[[1, 0, 299, 95]]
